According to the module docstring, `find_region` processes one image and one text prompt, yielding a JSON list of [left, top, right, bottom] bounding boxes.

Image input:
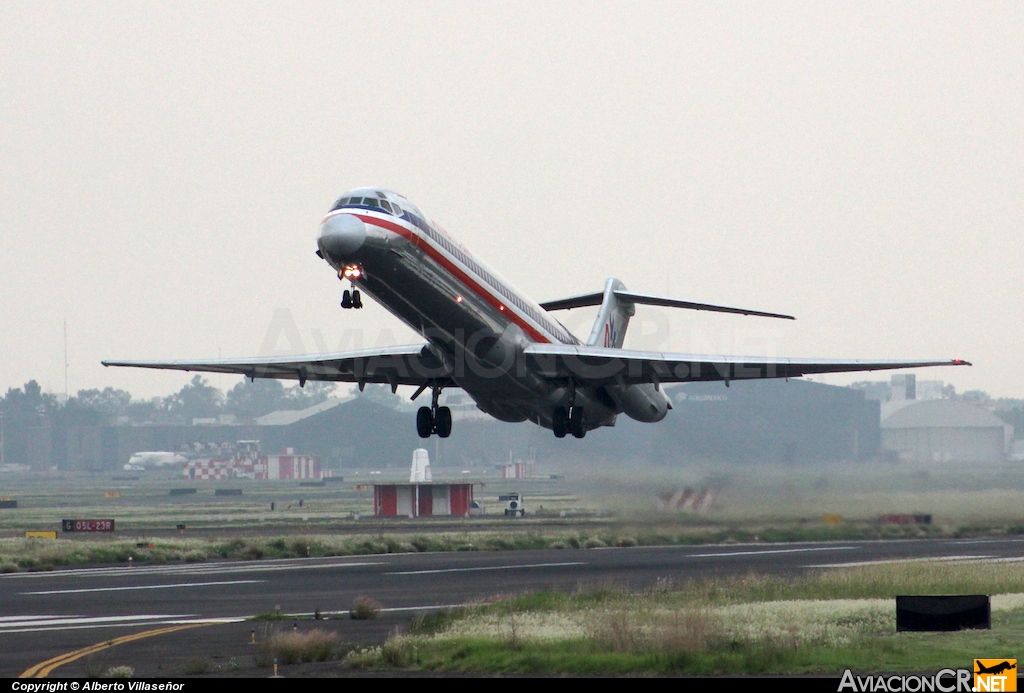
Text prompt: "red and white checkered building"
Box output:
[[183, 447, 321, 481]]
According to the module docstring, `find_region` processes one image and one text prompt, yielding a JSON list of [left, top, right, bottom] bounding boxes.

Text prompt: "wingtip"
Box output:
[[952, 358, 972, 366]]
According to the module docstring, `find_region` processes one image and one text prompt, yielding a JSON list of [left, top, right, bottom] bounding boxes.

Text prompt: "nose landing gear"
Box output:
[[338, 265, 364, 309], [341, 289, 362, 309]]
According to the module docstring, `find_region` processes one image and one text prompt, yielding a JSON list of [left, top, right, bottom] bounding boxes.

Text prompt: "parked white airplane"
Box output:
[[124, 451, 186, 471], [104, 188, 969, 439]]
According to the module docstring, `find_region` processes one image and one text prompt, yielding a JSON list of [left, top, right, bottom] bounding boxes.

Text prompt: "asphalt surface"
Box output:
[[5, 537, 1024, 677]]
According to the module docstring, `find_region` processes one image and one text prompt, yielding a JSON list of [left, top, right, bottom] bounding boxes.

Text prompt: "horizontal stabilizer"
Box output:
[[540, 290, 795, 320], [539, 292, 604, 312]]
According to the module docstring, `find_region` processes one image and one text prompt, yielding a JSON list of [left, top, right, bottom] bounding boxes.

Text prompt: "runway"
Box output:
[[5, 537, 1024, 677]]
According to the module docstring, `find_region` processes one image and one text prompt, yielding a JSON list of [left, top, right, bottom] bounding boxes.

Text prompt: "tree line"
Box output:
[[0, 376, 340, 429]]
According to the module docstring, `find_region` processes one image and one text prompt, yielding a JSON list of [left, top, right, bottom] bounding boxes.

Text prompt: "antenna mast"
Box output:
[[64, 319, 69, 402]]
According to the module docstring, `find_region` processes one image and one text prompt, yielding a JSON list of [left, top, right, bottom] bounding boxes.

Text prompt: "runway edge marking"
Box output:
[[20, 622, 214, 678]]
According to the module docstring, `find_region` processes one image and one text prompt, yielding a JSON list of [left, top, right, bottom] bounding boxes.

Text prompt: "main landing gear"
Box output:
[[341, 289, 363, 309], [552, 405, 587, 439], [416, 386, 452, 439]]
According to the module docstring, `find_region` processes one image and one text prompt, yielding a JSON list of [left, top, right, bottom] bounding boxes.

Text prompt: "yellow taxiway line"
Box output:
[[20, 622, 214, 678]]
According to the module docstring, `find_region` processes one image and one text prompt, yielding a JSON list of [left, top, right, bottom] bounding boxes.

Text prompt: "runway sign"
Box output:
[[62, 519, 115, 533], [104, 490, 121, 498], [25, 531, 56, 539]]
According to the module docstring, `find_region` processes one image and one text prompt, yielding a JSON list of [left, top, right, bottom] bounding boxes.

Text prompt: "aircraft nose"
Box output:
[[319, 213, 366, 261]]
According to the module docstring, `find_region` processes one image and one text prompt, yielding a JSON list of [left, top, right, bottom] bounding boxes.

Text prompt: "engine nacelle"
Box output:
[[608, 383, 671, 423]]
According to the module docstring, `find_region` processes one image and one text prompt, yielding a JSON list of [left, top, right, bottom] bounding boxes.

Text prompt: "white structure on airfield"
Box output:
[[410, 448, 432, 482]]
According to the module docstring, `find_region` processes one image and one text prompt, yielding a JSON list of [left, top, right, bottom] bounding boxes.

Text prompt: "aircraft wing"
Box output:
[[102, 345, 454, 388], [522, 344, 970, 387]]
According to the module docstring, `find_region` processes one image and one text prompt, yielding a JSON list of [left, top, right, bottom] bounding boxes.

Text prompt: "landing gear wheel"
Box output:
[[434, 406, 452, 438], [552, 406, 569, 438], [341, 290, 352, 309], [416, 406, 433, 438], [569, 406, 587, 439], [352, 290, 362, 309]]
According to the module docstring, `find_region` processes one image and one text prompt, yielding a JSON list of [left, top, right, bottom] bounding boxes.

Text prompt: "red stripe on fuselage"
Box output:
[[332, 212, 553, 344]]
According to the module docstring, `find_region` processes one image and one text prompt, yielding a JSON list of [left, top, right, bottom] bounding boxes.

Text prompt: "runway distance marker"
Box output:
[[20, 622, 214, 678]]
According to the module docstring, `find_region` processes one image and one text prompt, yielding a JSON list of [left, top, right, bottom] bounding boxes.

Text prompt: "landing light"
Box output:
[[456, 296, 463, 303], [342, 265, 363, 280]]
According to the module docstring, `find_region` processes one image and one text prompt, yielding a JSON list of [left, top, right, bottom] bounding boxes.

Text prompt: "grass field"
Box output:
[[4, 464, 1024, 675], [344, 562, 1024, 674]]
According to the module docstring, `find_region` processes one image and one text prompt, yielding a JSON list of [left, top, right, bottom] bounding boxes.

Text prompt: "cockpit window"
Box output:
[[330, 194, 405, 216]]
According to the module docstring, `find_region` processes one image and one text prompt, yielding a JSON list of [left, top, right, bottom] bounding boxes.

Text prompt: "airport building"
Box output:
[[651, 379, 881, 464], [372, 483, 476, 517], [881, 399, 1014, 463], [16, 377, 1016, 471]]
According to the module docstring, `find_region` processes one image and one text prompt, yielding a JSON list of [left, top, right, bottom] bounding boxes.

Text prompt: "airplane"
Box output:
[[103, 187, 970, 440], [123, 451, 187, 471]]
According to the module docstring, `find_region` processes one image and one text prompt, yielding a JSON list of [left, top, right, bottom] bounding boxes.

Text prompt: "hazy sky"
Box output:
[[1, 2, 1021, 401]]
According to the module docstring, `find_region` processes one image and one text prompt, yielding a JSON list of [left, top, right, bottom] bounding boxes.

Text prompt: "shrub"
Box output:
[[105, 666, 134, 678], [380, 636, 417, 667], [180, 659, 212, 675], [260, 629, 338, 665], [409, 608, 465, 635], [351, 596, 382, 620], [344, 646, 382, 669]]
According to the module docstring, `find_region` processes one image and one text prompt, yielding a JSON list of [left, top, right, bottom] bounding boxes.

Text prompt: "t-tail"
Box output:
[[586, 277, 634, 348], [583, 278, 670, 423]]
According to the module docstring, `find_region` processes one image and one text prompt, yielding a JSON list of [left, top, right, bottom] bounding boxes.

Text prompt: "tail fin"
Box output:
[[586, 278, 635, 348]]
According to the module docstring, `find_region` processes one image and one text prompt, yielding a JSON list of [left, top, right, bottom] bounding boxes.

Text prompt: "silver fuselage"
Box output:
[[317, 194, 637, 430]]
